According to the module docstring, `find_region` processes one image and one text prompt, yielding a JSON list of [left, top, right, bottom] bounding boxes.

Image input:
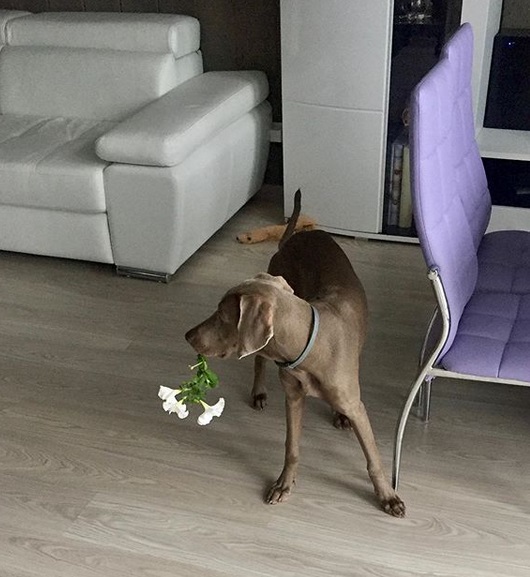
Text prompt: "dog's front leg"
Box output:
[[266, 372, 305, 504], [338, 398, 406, 517], [251, 355, 268, 410]]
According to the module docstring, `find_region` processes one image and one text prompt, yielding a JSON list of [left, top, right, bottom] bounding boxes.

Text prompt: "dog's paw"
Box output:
[[252, 392, 268, 410], [332, 411, 353, 430], [265, 476, 295, 504], [380, 494, 406, 518]]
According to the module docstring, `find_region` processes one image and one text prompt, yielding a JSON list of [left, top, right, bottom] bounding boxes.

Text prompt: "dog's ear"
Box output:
[[237, 294, 274, 359]]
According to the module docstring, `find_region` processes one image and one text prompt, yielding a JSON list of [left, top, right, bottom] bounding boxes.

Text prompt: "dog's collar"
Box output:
[[275, 305, 320, 370]]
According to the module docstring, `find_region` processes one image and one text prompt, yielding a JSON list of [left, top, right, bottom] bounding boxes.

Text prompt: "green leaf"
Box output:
[[204, 369, 219, 386], [179, 354, 220, 403]]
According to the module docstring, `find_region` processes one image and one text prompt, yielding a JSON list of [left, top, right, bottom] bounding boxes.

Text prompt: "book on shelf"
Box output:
[[399, 143, 413, 229], [385, 130, 413, 231], [386, 132, 406, 227]]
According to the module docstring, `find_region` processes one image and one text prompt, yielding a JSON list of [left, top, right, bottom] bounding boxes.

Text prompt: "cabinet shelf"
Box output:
[[477, 127, 530, 161]]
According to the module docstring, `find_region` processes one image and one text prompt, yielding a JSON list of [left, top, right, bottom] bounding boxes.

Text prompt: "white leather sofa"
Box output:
[[0, 10, 271, 280]]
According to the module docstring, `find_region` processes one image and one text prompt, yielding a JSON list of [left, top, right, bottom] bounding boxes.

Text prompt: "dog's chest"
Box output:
[[291, 370, 323, 398]]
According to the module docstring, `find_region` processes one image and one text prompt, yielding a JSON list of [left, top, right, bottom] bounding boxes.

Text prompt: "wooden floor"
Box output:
[[1, 186, 529, 577]]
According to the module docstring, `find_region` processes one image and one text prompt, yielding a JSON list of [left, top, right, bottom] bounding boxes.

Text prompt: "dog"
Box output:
[[185, 191, 405, 517]]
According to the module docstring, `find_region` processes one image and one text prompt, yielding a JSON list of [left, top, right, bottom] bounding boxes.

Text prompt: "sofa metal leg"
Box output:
[[116, 266, 172, 283]]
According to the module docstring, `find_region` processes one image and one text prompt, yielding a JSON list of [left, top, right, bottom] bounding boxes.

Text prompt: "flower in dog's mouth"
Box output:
[[197, 398, 225, 425], [158, 386, 189, 419], [158, 355, 224, 425]]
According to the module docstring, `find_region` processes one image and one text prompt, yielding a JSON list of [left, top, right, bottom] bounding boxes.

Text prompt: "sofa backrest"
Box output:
[[0, 11, 203, 120]]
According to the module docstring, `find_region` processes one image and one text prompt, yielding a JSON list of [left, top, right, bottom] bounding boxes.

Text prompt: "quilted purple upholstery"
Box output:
[[442, 230, 530, 379], [410, 23, 530, 381]]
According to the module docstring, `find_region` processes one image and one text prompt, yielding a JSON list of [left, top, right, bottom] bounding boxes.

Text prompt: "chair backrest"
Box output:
[[0, 11, 203, 121], [409, 23, 492, 357]]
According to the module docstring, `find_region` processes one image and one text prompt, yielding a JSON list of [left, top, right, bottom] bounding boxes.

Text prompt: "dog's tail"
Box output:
[[279, 189, 301, 249]]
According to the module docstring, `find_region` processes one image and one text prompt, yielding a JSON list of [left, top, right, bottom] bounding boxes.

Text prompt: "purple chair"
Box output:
[[392, 23, 530, 489]]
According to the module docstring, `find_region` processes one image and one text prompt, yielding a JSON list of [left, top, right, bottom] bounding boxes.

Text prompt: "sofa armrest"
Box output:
[[95, 70, 269, 167]]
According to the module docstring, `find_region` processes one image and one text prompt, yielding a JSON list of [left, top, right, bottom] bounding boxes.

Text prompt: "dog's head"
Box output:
[[185, 273, 294, 359]]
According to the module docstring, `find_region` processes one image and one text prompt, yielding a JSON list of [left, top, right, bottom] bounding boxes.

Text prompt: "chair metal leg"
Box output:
[[392, 371, 433, 491], [412, 378, 432, 421], [417, 376, 433, 422], [393, 269, 450, 490], [413, 307, 439, 417], [419, 307, 440, 366]]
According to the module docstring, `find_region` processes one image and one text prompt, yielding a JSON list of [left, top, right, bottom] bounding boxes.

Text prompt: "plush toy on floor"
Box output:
[[236, 214, 317, 244]]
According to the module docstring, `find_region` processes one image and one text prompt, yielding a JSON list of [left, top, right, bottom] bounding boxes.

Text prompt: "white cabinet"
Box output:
[[281, 0, 530, 237], [280, 0, 392, 235]]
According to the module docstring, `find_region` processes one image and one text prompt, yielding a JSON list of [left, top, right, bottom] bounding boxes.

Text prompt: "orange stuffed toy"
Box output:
[[236, 214, 317, 244]]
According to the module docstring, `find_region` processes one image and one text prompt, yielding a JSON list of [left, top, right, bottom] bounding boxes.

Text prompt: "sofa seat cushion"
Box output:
[[0, 114, 114, 213], [440, 230, 530, 381]]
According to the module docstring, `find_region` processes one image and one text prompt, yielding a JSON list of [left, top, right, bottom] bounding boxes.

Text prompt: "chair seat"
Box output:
[[475, 230, 530, 294], [0, 114, 114, 213], [440, 230, 530, 381]]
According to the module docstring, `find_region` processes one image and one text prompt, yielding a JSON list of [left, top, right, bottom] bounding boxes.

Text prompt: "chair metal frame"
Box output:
[[392, 267, 530, 490]]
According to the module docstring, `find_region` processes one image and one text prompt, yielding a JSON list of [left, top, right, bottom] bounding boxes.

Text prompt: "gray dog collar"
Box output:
[[275, 305, 320, 370]]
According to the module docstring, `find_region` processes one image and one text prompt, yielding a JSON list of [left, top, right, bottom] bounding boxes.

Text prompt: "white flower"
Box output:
[[197, 398, 225, 426], [158, 386, 189, 419], [158, 386, 179, 401], [164, 397, 189, 419]]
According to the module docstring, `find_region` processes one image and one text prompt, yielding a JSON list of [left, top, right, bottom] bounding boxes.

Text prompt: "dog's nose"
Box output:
[[185, 327, 198, 346], [185, 326, 208, 355]]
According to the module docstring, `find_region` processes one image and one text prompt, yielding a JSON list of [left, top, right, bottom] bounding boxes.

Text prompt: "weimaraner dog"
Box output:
[[186, 191, 405, 517]]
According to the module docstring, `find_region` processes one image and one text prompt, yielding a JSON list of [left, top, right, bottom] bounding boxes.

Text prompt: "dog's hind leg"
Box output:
[[251, 355, 268, 410]]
